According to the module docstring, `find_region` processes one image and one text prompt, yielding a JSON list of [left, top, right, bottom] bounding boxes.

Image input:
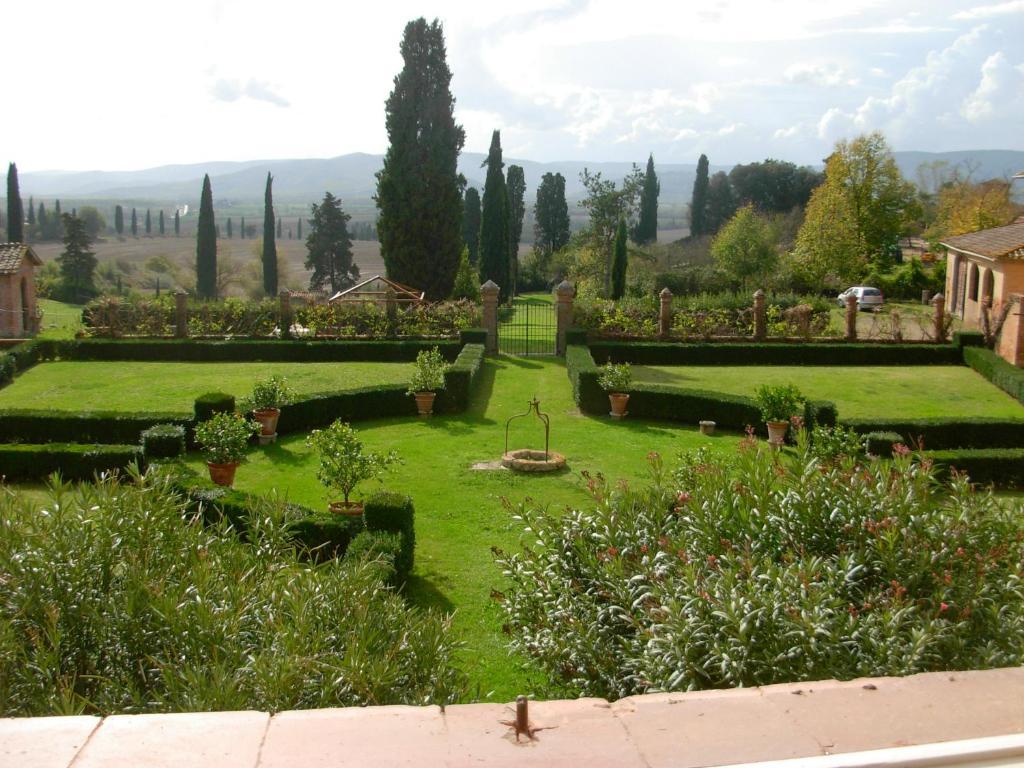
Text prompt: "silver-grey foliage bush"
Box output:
[[495, 436, 1024, 700]]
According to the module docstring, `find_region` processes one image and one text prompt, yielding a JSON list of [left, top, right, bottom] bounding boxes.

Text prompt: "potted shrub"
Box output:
[[755, 383, 804, 446], [598, 361, 632, 419], [247, 375, 294, 445], [307, 420, 400, 515], [194, 411, 259, 487], [407, 347, 449, 416]]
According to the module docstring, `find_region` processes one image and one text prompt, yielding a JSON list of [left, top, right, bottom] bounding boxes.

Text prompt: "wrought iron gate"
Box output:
[[498, 297, 556, 356]]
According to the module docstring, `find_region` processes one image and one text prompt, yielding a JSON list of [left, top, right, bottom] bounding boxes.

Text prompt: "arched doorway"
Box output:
[[968, 263, 979, 302], [981, 268, 995, 306]]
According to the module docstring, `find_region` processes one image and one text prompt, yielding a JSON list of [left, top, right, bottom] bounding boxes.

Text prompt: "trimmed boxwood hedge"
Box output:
[[927, 448, 1024, 488], [278, 385, 414, 433], [842, 417, 1024, 450], [435, 343, 485, 413], [803, 400, 838, 432], [363, 491, 415, 583], [0, 443, 142, 481], [587, 340, 963, 366], [347, 530, 404, 587], [141, 424, 187, 460], [863, 431, 903, 456], [459, 328, 488, 345], [288, 513, 366, 562], [0, 339, 44, 388], [963, 346, 1024, 404], [194, 392, 236, 422], [0, 410, 190, 445], [566, 344, 607, 414]]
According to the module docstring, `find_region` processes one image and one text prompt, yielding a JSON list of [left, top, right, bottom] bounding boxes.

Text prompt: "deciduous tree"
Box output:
[[580, 166, 643, 295], [305, 192, 358, 293], [706, 171, 737, 234], [196, 174, 218, 299], [790, 181, 866, 290], [611, 218, 628, 300], [710, 204, 778, 289]]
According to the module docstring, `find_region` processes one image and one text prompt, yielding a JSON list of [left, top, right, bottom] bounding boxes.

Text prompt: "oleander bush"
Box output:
[[495, 439, 1024, 700], [0, 472, 465, 715]]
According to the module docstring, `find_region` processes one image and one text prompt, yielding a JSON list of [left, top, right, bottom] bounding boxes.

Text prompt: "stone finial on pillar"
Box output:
[[279, 290, 293, 339], [174, 289, 188, 338], [555, 280, 575, 355], [659, 287, 673, 338], [845, 293, 859, 341], [481, 280, 500, 354], [753, 289, 767, 341], [932, 293, 946, 343]]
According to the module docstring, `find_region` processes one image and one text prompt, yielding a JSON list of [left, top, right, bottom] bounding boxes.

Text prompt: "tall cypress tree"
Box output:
[[158, 210, 165, 236], [114, 205, 124, 235], [262, 172, 278, 296], [506, 164, 526, 295], [145, 209, 152, 235], [174, 209, 180, 237], [462, 187, 481, 265], [240, 216, 246, 239], [226, 217, 233, 238], [611, 218, 628, 300], [27, 196, 35, 227], [37, 202, 48, 237], [277, 216, 282, 239], [534, 172, 570, 255], [376, 17, 465, 300], [690, 154, 710, 237], [297, 218, 302, 240], [195, 174, 217, 299], [635, 154, 659, 244], [130, 208, 138, 237], [478, 130, 509, 299], [6, 163, 24, 243]]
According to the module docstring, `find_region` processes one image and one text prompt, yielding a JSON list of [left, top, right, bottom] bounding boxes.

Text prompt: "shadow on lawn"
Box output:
[[404, 573, 456, 614], [258, 441, 308, 466]]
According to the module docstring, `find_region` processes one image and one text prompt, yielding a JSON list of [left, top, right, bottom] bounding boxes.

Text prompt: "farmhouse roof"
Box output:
[[0, 243, 42, 274], [328, 275, 425, 303], [941, 221, 1024, 261]]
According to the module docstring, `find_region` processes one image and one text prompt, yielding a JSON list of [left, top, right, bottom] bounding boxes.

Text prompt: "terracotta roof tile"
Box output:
[[941, 221, 1024, 260], [0, 243, 42, 274]]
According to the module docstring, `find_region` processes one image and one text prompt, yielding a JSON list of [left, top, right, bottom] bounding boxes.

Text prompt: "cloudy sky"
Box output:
[[6, 0, 1023, 171]]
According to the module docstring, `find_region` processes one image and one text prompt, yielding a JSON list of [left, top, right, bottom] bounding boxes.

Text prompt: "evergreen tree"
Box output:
[[611, 218, 628, 300], [375, 17, 466, 300], [277, 216, 282, 239], [6, 163, 24, 242], [478, 130, 509, 299], [262, 172, 278, 296], [634, 154, 659, 244], [297, 218, 302, 239], [304, 192, 357, 293], [690, 154, 710, 236], [706, 171, 738, 234], [57, 213, 98, 303], [37, 203, 48, 237], [195, 174, 218, 299], [534, 172, 570, 255], [145, 209, 152, 235], [27, 196, 35, 227], [158, 210, 165, 236], [240, 216, 246, 239], [506, 164, 526, 295], [55, 200, 61, 216], [130, 208, 138, 237], [227, 217, 233, 238], [462, 187, 481, 265], [174, 210, 180, 237], [114, 205, 124, 235], [450, 247, 480, 301]]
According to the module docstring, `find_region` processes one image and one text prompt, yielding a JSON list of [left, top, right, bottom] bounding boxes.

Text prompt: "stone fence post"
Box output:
[[845, 293, 858, 341], [481, 281, 500, 354], [932, 293, 946, 343], [555, 280, 574, 355], [659, 288, 673, 338], [174, 289, 188, 338], [279, 290, 292, 339], [752, 289, 766, 341]]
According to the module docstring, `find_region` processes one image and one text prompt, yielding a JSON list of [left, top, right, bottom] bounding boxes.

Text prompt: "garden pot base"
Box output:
[[329, 501, 364, 517], [258, 433, 277, 446]]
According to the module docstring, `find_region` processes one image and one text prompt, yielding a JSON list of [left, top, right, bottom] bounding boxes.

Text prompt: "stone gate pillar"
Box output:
[[753, 289, 766, 341], [481, 281, 500, 354], [845, 293, 859, 341], [659, 287, 673, 338], [174, 289, 188, 338], [932, 293, 946, 343], [556, 280, 574, 355]]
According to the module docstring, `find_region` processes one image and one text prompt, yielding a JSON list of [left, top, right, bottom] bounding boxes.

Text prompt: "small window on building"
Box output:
[[981, 269, 994, 305]]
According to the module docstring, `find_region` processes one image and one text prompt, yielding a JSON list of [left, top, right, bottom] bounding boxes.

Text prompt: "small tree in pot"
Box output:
[[407, 347, 449, 416], [194, 411, 260, 486], [307, 420, 400, 515], [755, 383, 804, 446], [247, 375, 294, 445], [598, 362, 632, 419]]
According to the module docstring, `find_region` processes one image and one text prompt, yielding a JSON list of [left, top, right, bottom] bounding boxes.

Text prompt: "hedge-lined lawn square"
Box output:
[[631, 365, 1024, 420], [0, 361, 413, 414]]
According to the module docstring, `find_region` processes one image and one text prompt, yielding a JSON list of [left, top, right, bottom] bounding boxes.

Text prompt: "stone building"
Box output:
[[0, 243, 42, 338]]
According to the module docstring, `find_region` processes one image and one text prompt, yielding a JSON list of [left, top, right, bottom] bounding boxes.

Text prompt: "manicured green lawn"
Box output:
[[0, 361, 412, 414], [185, 356, 741, 701], [37, 299, 83, 339], [632, 365, 1024, 420]]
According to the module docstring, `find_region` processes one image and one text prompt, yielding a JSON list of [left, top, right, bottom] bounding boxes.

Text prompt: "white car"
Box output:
[[836, 286, 884, 310]]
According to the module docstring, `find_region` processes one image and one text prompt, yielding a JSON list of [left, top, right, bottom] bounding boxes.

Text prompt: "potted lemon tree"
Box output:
[[755, 383, 804, 446], [247, 375, 295, 445], [599, 361, 632, 419], [194, 411, 260, 487], [408, 347, 449, 416], [307, 419, 400, 515]]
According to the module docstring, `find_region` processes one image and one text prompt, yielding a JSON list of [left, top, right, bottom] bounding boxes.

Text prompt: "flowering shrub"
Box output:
[[495, 444, 1024, 700], [296, 300, 480, 338]]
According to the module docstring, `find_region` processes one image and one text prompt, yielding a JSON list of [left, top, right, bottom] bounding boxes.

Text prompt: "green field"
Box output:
[[631, 365, 1024, 420], [0, 361, 412, 413]]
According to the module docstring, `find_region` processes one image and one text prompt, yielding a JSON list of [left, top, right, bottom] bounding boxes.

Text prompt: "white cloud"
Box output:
[[960, 52, 1024, 122], [785, 62, 852, 87], [952, 0, 1024, 19], [211, 79, 290, 108]]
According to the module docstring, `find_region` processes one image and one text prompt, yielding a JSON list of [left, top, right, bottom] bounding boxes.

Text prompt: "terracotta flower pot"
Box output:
[[608, 392, 630, 419], [766, 420, 789, 446], [329, 501, 364, 517], [414, 391, 436, 416], [699, 420, 716, 436], [253, 407, 280, 444], [207, 461, 240, 487]]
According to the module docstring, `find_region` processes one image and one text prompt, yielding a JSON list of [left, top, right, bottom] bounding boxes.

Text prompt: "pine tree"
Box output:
[[262, 172, 278, 296], [690, 154, 710, 236], [478, 131, 509, 299], [462, 187, 481, 265], [6, 163, 24, 242], [506, 164, 526, 295], [130, 208, 138, 237], [57, 213, 98, 303], [27, 196, 35, 227], [634, 154, 659, 244], [706, 172, 737, 235], [145, 209, 152, 235], [277, 216, 282, 239], [376, 17, 465, 300], [159, 210, 165, 236], [227, 217, 233, 238], [450, 247, 480, 301], [304, 192, 357, 293], [114, 205, 124, 235], [611, 218, 628, 300], [195, 174, 218, 299], [533, 172, 570, 255], [174, 210, 180, 237]]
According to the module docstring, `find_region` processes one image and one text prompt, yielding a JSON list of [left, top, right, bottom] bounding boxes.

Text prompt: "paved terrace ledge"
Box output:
[[1, 667, 1022, 768]]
